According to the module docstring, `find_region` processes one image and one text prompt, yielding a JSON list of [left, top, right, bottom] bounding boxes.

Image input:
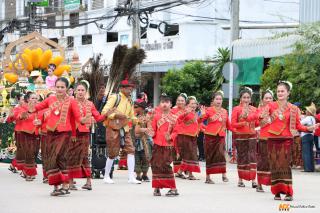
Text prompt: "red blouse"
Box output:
[[71, 99, 105, 136], [174, 111, 199, 137], [149, 111, 177, 147], [33, 96, 81, 132], [257, 105, 272, 139], [6, 105, 24, 131], [267, 102, 308, 138], [16, 104, 41, 135], [201, 107, 232, 137], [231, 104, 257, 135]]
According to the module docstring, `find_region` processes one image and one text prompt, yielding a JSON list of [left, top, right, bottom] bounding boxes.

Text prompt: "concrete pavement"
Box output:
[[0, 162, 319, 213]]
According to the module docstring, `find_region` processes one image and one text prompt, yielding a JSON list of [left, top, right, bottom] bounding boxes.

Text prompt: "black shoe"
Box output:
[[136, 176, 142, 181], [142, 176, 150, 182]]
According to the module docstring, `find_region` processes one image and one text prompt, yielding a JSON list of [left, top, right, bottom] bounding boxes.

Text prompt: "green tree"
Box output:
[[161, 60, 224, 105], [261, 23, 320, 107]]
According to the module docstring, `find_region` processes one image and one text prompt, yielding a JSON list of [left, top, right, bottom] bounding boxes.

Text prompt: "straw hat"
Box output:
[[306, 102, 316, 116]]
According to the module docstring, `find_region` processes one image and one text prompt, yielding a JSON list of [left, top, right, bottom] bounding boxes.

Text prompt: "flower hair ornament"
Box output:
[[243, 87, 253, 96], [80, 80, 90, 90], [265, 88, 274, 97], [179, 93, 188, 101], [216, 90, 224, 98], [279, 80, 293, 91]]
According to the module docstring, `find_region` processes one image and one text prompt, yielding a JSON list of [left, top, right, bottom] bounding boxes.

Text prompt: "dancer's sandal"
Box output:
[[82, 184, 92, 190], [153, 189, 161, 196], [8, 165, 17, 173], [25, 176, 33, 182], [59, 188, 70, 195], [256, 186, 264, 192], [50, 189, 64, 196], [252, 182, 258, 188], [274, 194, 281, 200], [284, 195, 293, 201], [188, 175, 198, 180], [222, 176, 229, 182], [165, 189, 179, 197], [205, 179, 215, 184], [69, 185, 78, 191], [238, 182, 245, 187], [175, 173, 186, 179]]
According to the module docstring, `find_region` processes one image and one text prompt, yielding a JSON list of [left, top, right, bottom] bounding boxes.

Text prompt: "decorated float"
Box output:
[[0, 32, 81, 161]]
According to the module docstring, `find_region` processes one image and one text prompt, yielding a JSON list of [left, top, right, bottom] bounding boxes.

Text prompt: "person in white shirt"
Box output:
[[301, 103, 316, 172]]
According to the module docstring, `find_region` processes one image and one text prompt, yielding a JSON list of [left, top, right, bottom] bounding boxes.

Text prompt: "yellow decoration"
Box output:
[[50, 56, 64, 67], [23, 48, 32, 57], [39, 49, 53, 69], [31, 49, 41, 69], [53, 64, 68, 77], [4, 73, 19, 84], [70, 76, 75, 84], [14, 59, 25, 70], [8, 62, 13, 70], [21, 53, 33, 71]]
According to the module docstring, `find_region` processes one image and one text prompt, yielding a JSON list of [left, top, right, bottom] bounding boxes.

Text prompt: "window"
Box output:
[[91, 0, 104, 10], [164, 24, 179, 37], [120, 34, 129, 45], [70, 13, 79, 27], [67, 36, 74, 48], [107, 32, 118, 42], [50, 38, 59, 44], [140, 27, 147, 39], [82, 35, 92, 45]]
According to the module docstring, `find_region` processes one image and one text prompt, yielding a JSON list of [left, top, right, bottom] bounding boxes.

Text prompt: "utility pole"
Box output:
[[132, 0, 141, 47], [61, 1, 65, 37], [132, 0, 141, 96], [28, 2, 37, 32], [228, 0, 239, 154]]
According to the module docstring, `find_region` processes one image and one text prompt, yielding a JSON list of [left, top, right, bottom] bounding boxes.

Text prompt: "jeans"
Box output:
[[197, 132, 205, 160], [313, 136, 320, 151], [302, 134, 315, 172]]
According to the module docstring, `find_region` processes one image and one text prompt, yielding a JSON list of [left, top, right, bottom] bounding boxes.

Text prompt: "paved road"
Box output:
[[0, 162, 319, 213]]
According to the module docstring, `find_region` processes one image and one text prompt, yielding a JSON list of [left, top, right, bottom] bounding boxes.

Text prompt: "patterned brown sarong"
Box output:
[[41, 134, 48, 178], [257, 139, 271, 186], [106, 127, 134, 159], [20, 132, 39, 177], [14, 132, 25, 171], [235, 134, 257, 181], [67, 132, 91, 178], [268, 138, 293, 196], [204, 135, 226, 175], [46, 131, 71, 186], [176, 134, 200, 173], [292, 136, 303, 167], [151, 145, 176, 189]]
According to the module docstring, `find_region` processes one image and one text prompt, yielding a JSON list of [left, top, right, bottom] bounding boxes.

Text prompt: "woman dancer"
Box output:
[[201, 91, 232, 184], [68, 80, 106, 191], [231, 87, 258, 188], [27, 77, 85, 196], [256, 89, 273, 192], [174, 96, 201, 180], [265, 81, 317, 201], [171, 93, 187, 178]]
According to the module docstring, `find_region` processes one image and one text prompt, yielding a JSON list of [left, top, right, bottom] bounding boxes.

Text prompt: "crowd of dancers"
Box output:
[[1, 77, 317, 201]]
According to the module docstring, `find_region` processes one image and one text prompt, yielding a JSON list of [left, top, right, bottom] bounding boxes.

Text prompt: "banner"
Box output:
[[30, 0, 49, 7], [64, 0, 80, 11]]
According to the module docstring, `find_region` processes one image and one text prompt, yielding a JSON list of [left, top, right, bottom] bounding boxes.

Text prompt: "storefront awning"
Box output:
[[140, 61, 186, 73], [232, 35, 301, 60]]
